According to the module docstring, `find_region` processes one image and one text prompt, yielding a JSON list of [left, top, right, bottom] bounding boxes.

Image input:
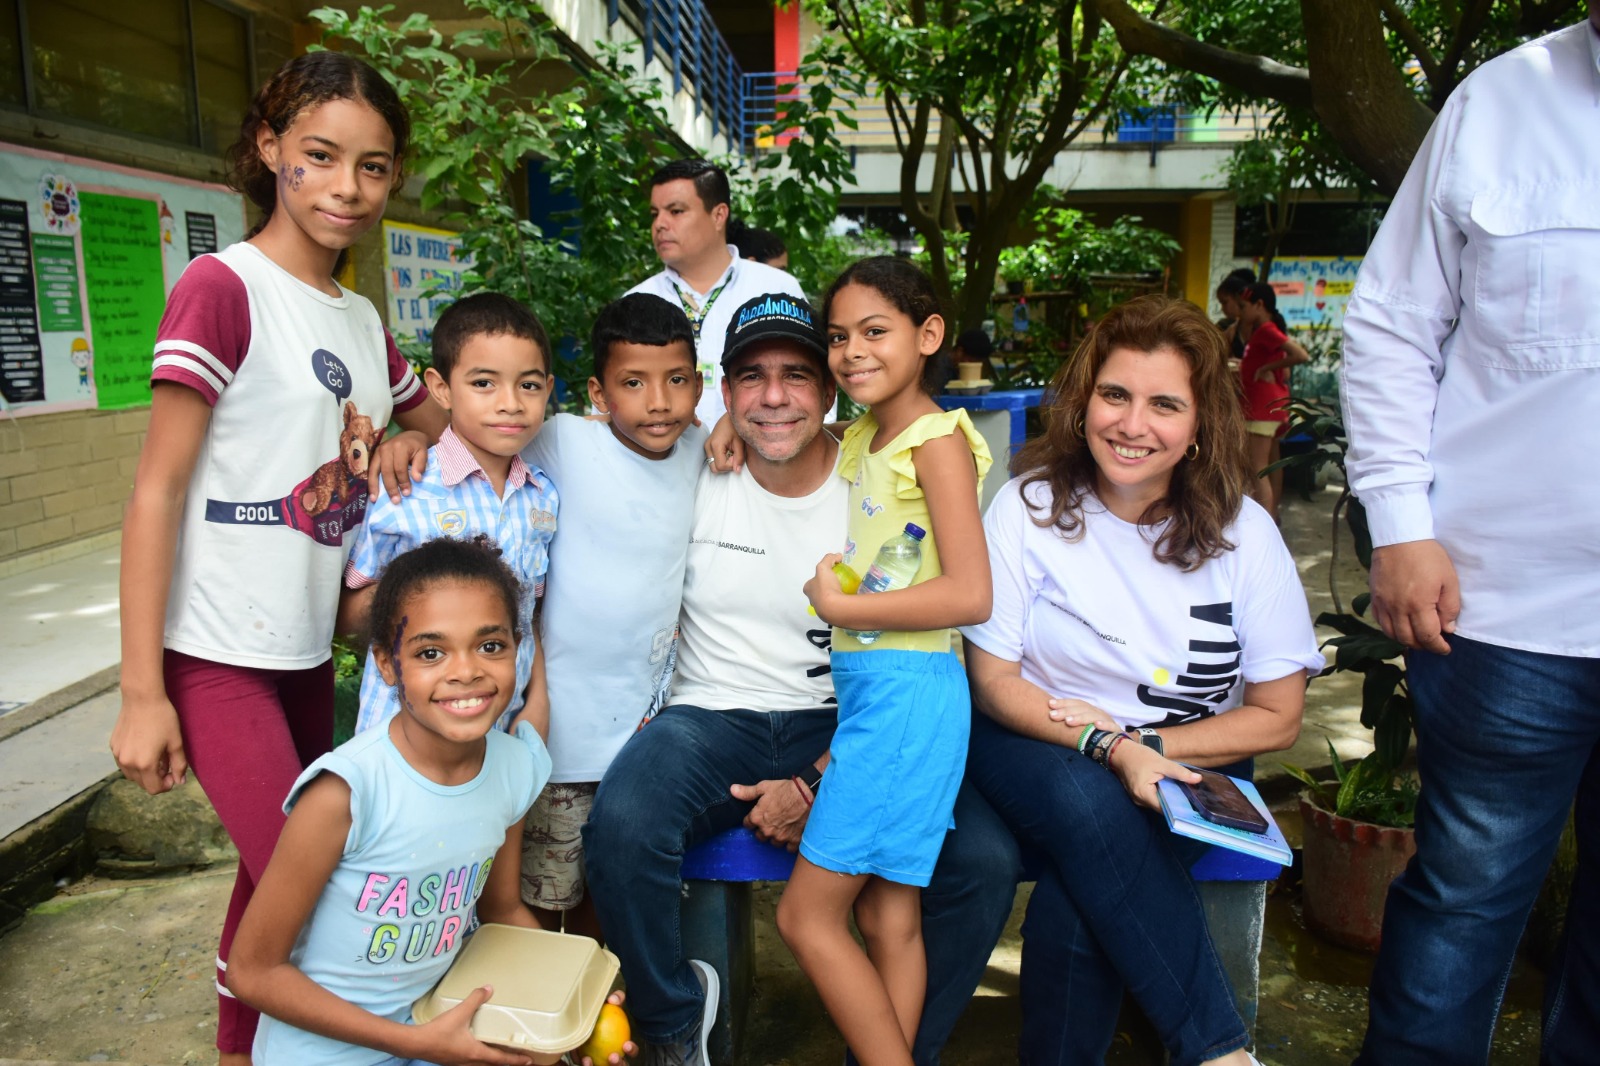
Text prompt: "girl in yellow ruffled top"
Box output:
[[778, 256, 992, 1066]]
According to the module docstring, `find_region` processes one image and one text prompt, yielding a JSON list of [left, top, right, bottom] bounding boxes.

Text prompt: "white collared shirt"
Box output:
[[628, 245, 805, 426], [1341, 20, 1600, 656]]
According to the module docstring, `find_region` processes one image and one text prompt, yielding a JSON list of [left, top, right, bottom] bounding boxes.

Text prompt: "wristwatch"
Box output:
[[800, 762, 825, 796], [1134, 727, 1164, 756]]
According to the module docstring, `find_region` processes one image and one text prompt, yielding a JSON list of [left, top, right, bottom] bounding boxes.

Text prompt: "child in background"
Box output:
[[108, 52, 447, 1063], [228, 537, 574, 1065], [1214, 267, 1257, 360], [516, 294, 707, 938], [782, 257, 992, 1066], [342, 292, 559, 738], [1236, 281, 1309, 520]]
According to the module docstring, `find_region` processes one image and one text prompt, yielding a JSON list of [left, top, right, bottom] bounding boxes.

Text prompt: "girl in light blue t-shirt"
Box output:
[[225, 537, 630, 1066]]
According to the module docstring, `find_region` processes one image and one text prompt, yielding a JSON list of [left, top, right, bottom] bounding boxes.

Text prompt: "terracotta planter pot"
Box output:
[[1298, 793, 1417, 953]]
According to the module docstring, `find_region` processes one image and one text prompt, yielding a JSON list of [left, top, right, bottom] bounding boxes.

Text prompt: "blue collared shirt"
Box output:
[[346, 426, 559, 733]]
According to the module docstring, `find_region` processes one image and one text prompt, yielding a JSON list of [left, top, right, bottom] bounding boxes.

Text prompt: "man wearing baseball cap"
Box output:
[[585, 294, 1020, 1066]]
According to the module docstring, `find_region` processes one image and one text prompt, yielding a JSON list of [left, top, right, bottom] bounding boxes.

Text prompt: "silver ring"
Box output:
[[706, 456, 716, 466]]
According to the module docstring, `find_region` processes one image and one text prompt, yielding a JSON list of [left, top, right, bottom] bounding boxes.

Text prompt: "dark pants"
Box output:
[[967, 713, 1249, 1066], [584, 704, 1021, 1062], [1357, 635, 1600, 1065]]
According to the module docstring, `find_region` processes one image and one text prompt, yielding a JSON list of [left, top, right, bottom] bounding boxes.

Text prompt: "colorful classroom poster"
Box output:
[[382, 221, 467, 347], [0, 199, 45, 404], [0, 143, 245, 415], [1266, 256, 1362, 331], [80, 193, 168, 410]]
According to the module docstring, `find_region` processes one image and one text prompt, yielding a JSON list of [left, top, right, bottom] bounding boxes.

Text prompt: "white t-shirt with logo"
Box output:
[[669, 446, 848, 713], [150, 242, 425, 670], [522, 415, 706, 782], [962, 478, 1325, 729], [627, 248, 805, 426]]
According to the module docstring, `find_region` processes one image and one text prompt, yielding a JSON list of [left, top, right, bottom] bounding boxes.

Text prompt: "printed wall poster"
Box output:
[[382, 221, 467, 347], [1266, 256, 1362, 332], [0, 143, 246, 415]]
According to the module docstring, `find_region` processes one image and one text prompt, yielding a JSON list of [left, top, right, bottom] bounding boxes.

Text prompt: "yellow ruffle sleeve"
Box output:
[[839, 409, 994, 501]]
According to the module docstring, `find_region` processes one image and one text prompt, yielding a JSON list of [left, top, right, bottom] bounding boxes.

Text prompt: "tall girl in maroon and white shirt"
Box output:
[[109, 53, 447, 1065]]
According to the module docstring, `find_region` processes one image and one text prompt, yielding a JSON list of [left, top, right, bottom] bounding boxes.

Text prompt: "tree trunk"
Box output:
[[1300, 0, 1437, 196], [957, 234, 1005, 339]]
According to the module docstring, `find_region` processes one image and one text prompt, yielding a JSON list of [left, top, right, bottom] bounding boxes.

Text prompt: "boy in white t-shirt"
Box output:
[[518, 293, 707, 937]]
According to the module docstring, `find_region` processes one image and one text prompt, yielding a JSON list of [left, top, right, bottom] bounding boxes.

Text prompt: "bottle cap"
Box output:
[[904, 522, 926, 541]]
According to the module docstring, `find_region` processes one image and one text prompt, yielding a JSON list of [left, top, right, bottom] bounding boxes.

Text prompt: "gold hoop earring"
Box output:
[[1185, 441, 1200, 461], [1074, 415, 1086, 438]]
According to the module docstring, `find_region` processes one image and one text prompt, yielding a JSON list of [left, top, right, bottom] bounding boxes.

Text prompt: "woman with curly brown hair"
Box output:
[[959, 295, 1323, 1066]]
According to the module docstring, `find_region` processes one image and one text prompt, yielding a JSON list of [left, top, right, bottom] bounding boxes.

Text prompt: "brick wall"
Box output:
[[0, 408, 146, 562]]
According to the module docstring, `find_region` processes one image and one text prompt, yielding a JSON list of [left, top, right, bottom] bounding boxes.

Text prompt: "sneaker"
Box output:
[[643, 960, 719, 1066]]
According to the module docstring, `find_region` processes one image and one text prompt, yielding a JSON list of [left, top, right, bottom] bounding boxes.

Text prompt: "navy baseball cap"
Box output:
[[721, 293, 828, 371]]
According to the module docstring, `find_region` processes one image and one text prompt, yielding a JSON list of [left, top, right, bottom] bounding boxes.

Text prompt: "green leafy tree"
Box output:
[[1095, 0, 1587, 195], [809, 0, 1150, 333], [724, 55, 867, 298], [313, 2, 854, 400]]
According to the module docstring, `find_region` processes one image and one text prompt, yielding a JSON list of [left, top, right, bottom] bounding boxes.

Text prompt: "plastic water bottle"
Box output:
[[850, 522, 927, 645]]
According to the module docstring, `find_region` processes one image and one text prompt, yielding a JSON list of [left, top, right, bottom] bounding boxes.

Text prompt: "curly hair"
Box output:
[[823, 256, 950, 396], [227, 52, 410, 238], [368, 535, 523, 658], [1012, 295, 1251, 571]]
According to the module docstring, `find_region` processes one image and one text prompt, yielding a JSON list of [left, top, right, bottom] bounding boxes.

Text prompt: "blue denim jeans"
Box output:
[[1357, 635, 1600, 1066], [967, 713, 1249, 1066], [584, 704, 1021, 1060]]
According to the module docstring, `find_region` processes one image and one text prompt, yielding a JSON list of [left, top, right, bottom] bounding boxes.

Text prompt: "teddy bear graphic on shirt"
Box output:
[[202, 349, 386, 547], [299, 401, 382, 517]]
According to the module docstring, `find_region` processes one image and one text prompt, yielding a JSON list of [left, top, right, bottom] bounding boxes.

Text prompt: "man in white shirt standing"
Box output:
[[627, 159, 806, 427], [1342, 8, 1600, 1063]]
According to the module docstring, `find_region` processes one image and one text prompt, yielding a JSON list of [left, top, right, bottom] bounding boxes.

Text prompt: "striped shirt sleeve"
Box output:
[[150, 256, 250, 404], [385, 330, 425, 413]]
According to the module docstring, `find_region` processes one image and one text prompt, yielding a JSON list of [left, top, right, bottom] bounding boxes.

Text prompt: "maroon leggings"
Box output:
[[165, 649, 334, 1054]]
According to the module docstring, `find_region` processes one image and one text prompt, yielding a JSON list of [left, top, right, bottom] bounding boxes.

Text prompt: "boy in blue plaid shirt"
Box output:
[[341, 293, 559, 737]]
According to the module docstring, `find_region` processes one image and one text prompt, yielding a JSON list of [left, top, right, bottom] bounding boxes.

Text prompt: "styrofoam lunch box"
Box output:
[[412, 924, 621, 1063]]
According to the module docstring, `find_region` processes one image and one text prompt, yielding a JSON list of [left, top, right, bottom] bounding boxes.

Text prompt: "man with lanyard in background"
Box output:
[[627, 159, 805, 427]]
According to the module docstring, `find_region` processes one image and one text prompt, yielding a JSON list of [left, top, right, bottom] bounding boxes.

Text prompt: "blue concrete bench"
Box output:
[[680, 826, 1276, 1065]]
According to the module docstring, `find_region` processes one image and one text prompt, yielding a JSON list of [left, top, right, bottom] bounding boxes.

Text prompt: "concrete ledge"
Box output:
[[0, 666, 120, 744], [0, 782, 109, 935]]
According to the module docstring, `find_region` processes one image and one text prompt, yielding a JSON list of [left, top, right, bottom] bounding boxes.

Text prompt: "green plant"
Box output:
[[1274, 394, 1418, 829], [331, 634, 364, 681], [313, 4, 854, 404], [1286, 739, 1419, 828], [997, 197, 1180, 292], [807, 0, 1157, 332]]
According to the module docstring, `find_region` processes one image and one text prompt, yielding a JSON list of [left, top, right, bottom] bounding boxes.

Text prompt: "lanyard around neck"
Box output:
[[672, 264, 735, 340]]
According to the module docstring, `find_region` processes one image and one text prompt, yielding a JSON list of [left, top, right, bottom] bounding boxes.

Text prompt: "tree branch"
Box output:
[[1434, 0, 1494, 101], [1093, 0, 1315, 110], [1375, 0, 1441, 85]]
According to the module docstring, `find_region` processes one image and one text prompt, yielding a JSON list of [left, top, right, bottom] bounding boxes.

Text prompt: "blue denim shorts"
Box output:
[[799, 649, 970, 887]]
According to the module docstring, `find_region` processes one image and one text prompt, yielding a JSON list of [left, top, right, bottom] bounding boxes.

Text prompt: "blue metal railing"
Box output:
[[739, 72, 1266, 149], [607, 0, 746, 144], [593, 0, 1270, 158]]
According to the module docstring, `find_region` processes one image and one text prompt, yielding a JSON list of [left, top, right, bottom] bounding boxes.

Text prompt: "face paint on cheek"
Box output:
[[279, 164, 305, 191], [391, 615, 409, 709]]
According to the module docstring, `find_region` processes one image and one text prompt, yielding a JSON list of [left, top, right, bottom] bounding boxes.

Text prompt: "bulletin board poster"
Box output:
[[383, 221, 467, 347], [1266, 256, 1362, 331], [0, 143, 246, 415]]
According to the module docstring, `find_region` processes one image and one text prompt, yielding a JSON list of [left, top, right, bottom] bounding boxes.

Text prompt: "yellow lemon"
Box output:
[[577, 1002, 631, 1064], [832, 562, 862, 595]]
